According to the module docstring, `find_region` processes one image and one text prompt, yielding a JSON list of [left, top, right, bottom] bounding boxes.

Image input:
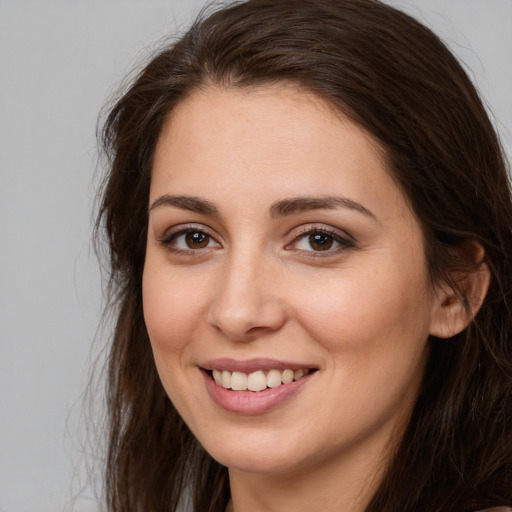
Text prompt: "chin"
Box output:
[[215, 450, 304, 475], [201, 431, 318, 475]]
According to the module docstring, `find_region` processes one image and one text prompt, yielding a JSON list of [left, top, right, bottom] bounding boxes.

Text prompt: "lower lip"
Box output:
[[201, 370, 315, 415]]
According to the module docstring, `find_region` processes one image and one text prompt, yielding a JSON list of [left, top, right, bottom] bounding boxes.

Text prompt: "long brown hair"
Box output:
[[96, 1, 512, 510]]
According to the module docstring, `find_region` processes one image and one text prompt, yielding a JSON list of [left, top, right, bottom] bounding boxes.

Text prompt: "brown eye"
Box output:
[[308, 233, 334, 251], [288, 228, 354, 255], [185, 231, 210, 249], [162, 228, 220, 252]]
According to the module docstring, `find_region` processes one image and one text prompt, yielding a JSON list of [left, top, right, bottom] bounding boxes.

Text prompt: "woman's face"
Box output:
[[143, 86, 444, 478]]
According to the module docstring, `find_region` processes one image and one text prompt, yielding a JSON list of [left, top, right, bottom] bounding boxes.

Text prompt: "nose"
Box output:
[[207, 252, 287, 341]]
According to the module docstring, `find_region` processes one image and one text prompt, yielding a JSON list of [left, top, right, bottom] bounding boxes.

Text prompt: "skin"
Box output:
[[142, 85, 466, 512]]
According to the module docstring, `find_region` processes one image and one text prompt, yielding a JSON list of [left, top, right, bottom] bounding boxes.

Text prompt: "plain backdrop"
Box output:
[[0, 1, 510, 511]]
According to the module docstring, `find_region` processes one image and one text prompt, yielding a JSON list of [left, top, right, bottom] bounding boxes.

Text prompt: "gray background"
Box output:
[[0, 1, 510, 511]]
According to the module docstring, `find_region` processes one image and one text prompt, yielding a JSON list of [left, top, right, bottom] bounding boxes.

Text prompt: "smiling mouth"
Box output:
[[205, 368, 315, 392]]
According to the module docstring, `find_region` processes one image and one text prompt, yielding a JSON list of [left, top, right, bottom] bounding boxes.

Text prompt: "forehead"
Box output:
[[150, 85, 409, 223]]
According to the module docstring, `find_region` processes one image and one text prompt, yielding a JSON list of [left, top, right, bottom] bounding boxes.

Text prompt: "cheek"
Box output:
[[142, 259, 211, 418], [290, 256, 433, 364], [290, 266, 432, 437], [142, 257, 208, 360]]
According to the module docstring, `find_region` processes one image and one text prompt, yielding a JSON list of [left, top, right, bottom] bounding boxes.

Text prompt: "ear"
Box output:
[[429, 242, 490, 339]]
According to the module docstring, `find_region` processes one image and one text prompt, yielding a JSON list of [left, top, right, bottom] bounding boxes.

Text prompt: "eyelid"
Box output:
[[285, 224, 356, 254], [156, 222, 355, 257], [157, 223, 222, 252]]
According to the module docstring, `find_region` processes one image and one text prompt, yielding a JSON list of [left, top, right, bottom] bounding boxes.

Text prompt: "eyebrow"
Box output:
[[149, 194, 219, 215], [149, 194, 377, 222], [269, 196, 378, 221]]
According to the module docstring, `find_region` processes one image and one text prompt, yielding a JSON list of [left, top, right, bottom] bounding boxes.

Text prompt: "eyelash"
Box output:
[[158, 225, 355, 257], [158, 225, 220, 255], [287, 227, 355, 258]]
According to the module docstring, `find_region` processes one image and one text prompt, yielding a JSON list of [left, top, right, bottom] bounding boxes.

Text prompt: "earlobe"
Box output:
[[429, 246, 491, 339]]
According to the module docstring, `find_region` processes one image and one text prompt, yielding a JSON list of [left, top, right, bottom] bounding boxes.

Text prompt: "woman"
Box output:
[[96, 0, 512, 510]]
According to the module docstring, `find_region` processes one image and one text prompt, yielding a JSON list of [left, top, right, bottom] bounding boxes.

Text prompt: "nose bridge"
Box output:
[[208, 243, 286, 340]]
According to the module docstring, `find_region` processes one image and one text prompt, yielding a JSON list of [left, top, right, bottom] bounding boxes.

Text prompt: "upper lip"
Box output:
[[200, 358, 317, 373]]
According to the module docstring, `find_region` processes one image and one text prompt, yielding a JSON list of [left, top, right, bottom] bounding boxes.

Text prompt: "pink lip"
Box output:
[[200, 359, 317, 415]]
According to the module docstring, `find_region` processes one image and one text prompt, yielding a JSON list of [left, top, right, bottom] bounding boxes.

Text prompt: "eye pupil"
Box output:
[[309, 233, 333, 251], [185, 232, 209, 248]]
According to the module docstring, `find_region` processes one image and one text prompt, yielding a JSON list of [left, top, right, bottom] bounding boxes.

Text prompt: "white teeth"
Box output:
[[231, 371, 248, 390], [221, 370, 231, 389], [294, 369, 305, 381], [211, 368, 311, 391], [213, 369, 222, 385], [248, 370, 267, 392], [267, 369, 282, 388], [282, 369, 294, 384]]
